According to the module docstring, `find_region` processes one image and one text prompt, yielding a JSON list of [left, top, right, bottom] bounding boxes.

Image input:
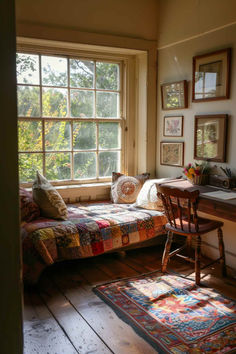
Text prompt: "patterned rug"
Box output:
[[94, 271, 236, 353]]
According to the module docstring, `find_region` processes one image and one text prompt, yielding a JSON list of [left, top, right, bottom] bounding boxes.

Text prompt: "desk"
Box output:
[[161, 179, 236, 223]]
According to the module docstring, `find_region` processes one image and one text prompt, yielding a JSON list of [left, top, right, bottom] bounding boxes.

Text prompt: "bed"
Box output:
[[21, 201, 167, 284]]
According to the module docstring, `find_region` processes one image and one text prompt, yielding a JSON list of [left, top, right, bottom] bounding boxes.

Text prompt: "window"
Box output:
[[17, 52, 123, 184]]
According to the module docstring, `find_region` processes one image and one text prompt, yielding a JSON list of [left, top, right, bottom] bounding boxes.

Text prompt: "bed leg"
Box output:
[[116, 251, 127, 258]]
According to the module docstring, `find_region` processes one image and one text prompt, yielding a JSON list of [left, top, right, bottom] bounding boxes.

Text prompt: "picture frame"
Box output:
[[160, 142, 184, 167], [161, 80, 188, 110], [194, 114, 228, 162], [192, 48, 231, 102], [163, 115, 183, 137]]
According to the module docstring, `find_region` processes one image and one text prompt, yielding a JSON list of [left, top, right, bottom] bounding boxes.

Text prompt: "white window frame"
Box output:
[[17, 46, 127, 187], [17, 37, 149, 190]]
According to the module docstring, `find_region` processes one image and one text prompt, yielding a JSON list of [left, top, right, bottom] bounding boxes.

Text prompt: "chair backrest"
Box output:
[[157, 184, 200, 233]]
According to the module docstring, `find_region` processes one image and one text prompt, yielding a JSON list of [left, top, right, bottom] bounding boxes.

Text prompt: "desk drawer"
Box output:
[[198, 198, 236, 222]]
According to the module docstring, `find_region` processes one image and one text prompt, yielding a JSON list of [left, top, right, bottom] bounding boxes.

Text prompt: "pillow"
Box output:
[[19, 187, 40, 222], [133, 178, 171, 210], [133, 177, 186, 210], [111, 172, 150, 204], [32, 172, 68, 220]]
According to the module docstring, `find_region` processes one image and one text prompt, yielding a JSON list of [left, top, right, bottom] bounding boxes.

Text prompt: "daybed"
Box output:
[[21, 201, 167, 284]]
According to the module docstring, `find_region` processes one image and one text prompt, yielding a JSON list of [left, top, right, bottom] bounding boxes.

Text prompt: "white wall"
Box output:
[[156, 1, 236, 269], [157, 24, 236, 178], [158, 0, 236, 48], [16, 0, 159, 41]]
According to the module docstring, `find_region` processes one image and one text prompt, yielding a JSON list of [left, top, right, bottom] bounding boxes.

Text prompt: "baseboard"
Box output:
[[202, 241, 236, 259]]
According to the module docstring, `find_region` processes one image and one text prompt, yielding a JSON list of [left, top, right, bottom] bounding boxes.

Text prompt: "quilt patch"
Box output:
[[21, 202, 166, 283]]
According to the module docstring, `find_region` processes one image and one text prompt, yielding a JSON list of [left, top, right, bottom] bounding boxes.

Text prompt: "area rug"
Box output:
[[94, 271, 236, 353]]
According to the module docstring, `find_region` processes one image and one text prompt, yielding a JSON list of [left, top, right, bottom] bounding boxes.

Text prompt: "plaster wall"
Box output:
[[157, 1, 236, 269], [158, 0, 236, 48], [16, 0, 159, 41]]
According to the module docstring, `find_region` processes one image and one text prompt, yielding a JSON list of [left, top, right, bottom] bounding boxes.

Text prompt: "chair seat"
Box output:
[[157, 184, 227, 285], [166, 217, 224, 235]]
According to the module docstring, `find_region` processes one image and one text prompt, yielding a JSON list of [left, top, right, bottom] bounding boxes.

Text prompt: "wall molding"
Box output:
[[17, 22, 157, 51], [158, 20, 236, 50]]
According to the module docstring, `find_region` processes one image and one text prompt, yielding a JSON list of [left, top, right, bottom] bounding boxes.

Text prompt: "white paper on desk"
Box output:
[[201, 191, 236, 200]]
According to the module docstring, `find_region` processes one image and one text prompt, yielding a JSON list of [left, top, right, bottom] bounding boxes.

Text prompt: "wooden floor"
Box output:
[[23, 245, 236, 354]]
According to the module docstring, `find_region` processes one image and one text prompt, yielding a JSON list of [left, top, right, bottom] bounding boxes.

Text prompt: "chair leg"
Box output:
[[186, 235, 192, 255], [195, 235, 201, 285], [218, 228, 227, 277], [161, 231, 173, 273]]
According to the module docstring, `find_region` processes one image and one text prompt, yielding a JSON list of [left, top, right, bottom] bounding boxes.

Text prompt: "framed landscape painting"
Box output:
[[161, 80, 188, 110], [194, 114, 228, 162], [164, 116, 183, 137], [160, 142, 184, 167], [192, 48, 231, 102]]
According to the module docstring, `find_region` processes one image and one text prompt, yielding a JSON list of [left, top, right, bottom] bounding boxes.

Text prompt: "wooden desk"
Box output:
[[161, 179, 236, 223]]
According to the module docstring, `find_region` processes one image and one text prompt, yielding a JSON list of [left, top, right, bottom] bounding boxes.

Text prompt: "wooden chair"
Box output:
[[157, 184, 227, 285]]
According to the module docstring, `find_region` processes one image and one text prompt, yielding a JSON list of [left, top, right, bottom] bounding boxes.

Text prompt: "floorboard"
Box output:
[[24, 245, 236, 354], [50, 260, 157, 354], [38, 275, 112, 354], [24, 290, 78, 354]]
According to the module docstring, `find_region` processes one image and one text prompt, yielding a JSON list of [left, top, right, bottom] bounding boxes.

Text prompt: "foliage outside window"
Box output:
[[17, 52, 122, 184]]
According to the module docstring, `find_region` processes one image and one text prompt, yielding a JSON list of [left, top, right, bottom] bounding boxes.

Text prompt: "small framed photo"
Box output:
[[164, 116, 183, 137], [192, 48, 231, 102], [194, 114, 228, 162], [160, 142, 184, 167], [161, 80, 188, 110]]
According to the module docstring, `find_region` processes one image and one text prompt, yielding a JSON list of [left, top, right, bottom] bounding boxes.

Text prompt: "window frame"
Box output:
[[17, 47, 126, 187]]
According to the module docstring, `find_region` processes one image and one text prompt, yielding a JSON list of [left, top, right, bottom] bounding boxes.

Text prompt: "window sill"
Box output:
[[25, 181, 111, 203], [55, 181, 111, 190], [54, 182, 111, 203]]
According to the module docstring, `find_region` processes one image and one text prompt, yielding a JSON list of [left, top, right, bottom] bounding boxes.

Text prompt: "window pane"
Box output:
[[19, 153, 43, 182], [99, 151, 120, 177], [42, 88, 67, 117], [70, 90, 94, 118], [17, 86, 40, 117], [74, 152, 96, 179], [45, 121, 71, 151], [42, 56, 67, 87], [73, 122, 96, 150], [96, 62, 119, 90], [70, 59, 94, 88], [99, 122, 120, 149], [16, 53, 39, 85], [96, 92, 119, 118], [45, 153, 71, 180], [18, 121, 42, 152]]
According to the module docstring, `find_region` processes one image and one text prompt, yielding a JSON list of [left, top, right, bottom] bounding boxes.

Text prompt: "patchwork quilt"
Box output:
[[21, 202, 167, 284]]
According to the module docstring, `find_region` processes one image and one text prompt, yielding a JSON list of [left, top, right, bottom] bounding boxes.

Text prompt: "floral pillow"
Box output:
[[111, 172, 150, 204], [19, 187, 40, 222]]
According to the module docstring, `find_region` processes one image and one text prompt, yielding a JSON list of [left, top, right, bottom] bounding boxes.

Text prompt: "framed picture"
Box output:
[[161, 80, 188, 110], [192, 48, 231, 102], [164, 116, 183, 137], [160, 142, 184, 167], [194, 114, 228, 162]]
